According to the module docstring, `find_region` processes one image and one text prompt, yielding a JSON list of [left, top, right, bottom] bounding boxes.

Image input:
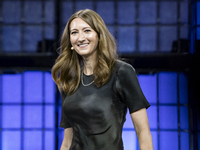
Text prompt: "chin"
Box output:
[[77, 50, 91, 56]]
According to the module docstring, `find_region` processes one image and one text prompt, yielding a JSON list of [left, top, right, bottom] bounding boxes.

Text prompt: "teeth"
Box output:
[[79, 44, 88, 47]]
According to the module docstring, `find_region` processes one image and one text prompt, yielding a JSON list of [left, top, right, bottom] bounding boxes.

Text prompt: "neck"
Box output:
[[82, 56, 96, 75]]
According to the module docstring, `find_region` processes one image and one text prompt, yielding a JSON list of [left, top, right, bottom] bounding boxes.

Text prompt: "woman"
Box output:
[[52, 9, 153, 150]]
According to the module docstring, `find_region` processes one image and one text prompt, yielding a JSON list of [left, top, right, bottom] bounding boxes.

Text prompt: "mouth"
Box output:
[[78, 43, 89, 48]]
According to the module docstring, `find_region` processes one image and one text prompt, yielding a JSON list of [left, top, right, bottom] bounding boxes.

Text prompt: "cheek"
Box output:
[[87, 33, 99, 45], [70, 36, 76, 45], [87, 33, 97, 39]]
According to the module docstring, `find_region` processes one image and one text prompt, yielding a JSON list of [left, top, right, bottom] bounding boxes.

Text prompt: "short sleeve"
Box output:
[[116, 62, 150, 114], [59, 90, 72, 128]]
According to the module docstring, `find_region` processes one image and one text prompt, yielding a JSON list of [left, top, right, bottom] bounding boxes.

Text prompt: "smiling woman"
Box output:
[[69, 18, 99, 61], [51, 9, 153, 150], [52, 9, 117, 95]]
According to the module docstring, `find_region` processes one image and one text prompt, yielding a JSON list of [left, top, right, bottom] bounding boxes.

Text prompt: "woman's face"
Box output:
[[70, 18, 99, 59]]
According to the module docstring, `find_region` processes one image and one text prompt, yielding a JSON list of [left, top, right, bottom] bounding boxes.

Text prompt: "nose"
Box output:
[[78, 32, 86, 42]]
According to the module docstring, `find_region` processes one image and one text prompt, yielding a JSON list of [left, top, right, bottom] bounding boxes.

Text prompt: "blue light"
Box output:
[[24, 71, 43, 103], [44, 72, 55, 103], [45, 106, 55, 128], [118, 27, 136, 53], [147, 106, 157, 129], [151, 131, 158, 150], [160, 2, 177, 24], [159, 106, 178, 129], [44, 131, 55, 150], [139, 2, 157, 24], [197, 27, 200, 39], [159, 72, 177, 104], [118, 2, 136, 24], [75, 1, 93, 11], [24, 105, 42, 128], [180, 106, 189, 129], [96, 1, 114, 24], [122, 131, 137, 150], [197, 2, 200, 25], [138, 74, 157, 104], [179, 73, 188, 104], [2, 106, 21, 128], [181, 132, 189, 150], [160, 131, 178, 150], [2, 74, 22, 103], [2, 131, 21, 150], [24, 131, 42, 150], [139, 27, 157, 52]]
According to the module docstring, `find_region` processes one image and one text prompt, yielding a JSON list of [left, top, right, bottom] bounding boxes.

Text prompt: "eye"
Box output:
[[85, 29, 91, 33], [71, 31, 77, 35]]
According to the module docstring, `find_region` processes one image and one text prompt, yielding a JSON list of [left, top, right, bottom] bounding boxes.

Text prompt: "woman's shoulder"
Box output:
[[114, 59, 135, 74]]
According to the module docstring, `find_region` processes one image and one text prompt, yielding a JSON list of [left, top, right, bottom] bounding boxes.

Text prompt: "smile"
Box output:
[[79, 44, 89, 47]]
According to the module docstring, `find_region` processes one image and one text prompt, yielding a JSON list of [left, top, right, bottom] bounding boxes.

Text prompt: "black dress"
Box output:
[[59, 60, 150, 150]]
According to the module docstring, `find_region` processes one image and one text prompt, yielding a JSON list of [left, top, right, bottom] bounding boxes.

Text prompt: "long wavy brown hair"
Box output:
[[51, 9, 118, 95]]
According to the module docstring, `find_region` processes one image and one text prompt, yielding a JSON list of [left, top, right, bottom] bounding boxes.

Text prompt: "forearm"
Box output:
[[60, 128, 73, 150], [137, 130, 153, 150], [60, 144, 70, 150], [60, 138, 72, 150]]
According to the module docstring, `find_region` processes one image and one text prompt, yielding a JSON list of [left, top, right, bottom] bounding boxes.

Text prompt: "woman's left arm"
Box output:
[[131, 108, 153, 150]]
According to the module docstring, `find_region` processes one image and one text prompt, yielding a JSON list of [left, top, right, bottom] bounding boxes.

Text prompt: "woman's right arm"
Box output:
[[60, 128, 73, 150]]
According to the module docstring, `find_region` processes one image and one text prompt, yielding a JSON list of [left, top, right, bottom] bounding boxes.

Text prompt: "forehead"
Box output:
[[70, 18, 91, 30]]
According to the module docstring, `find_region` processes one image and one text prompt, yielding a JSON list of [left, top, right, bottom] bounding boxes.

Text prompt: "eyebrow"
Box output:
[[70, 27, 91, 32]]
